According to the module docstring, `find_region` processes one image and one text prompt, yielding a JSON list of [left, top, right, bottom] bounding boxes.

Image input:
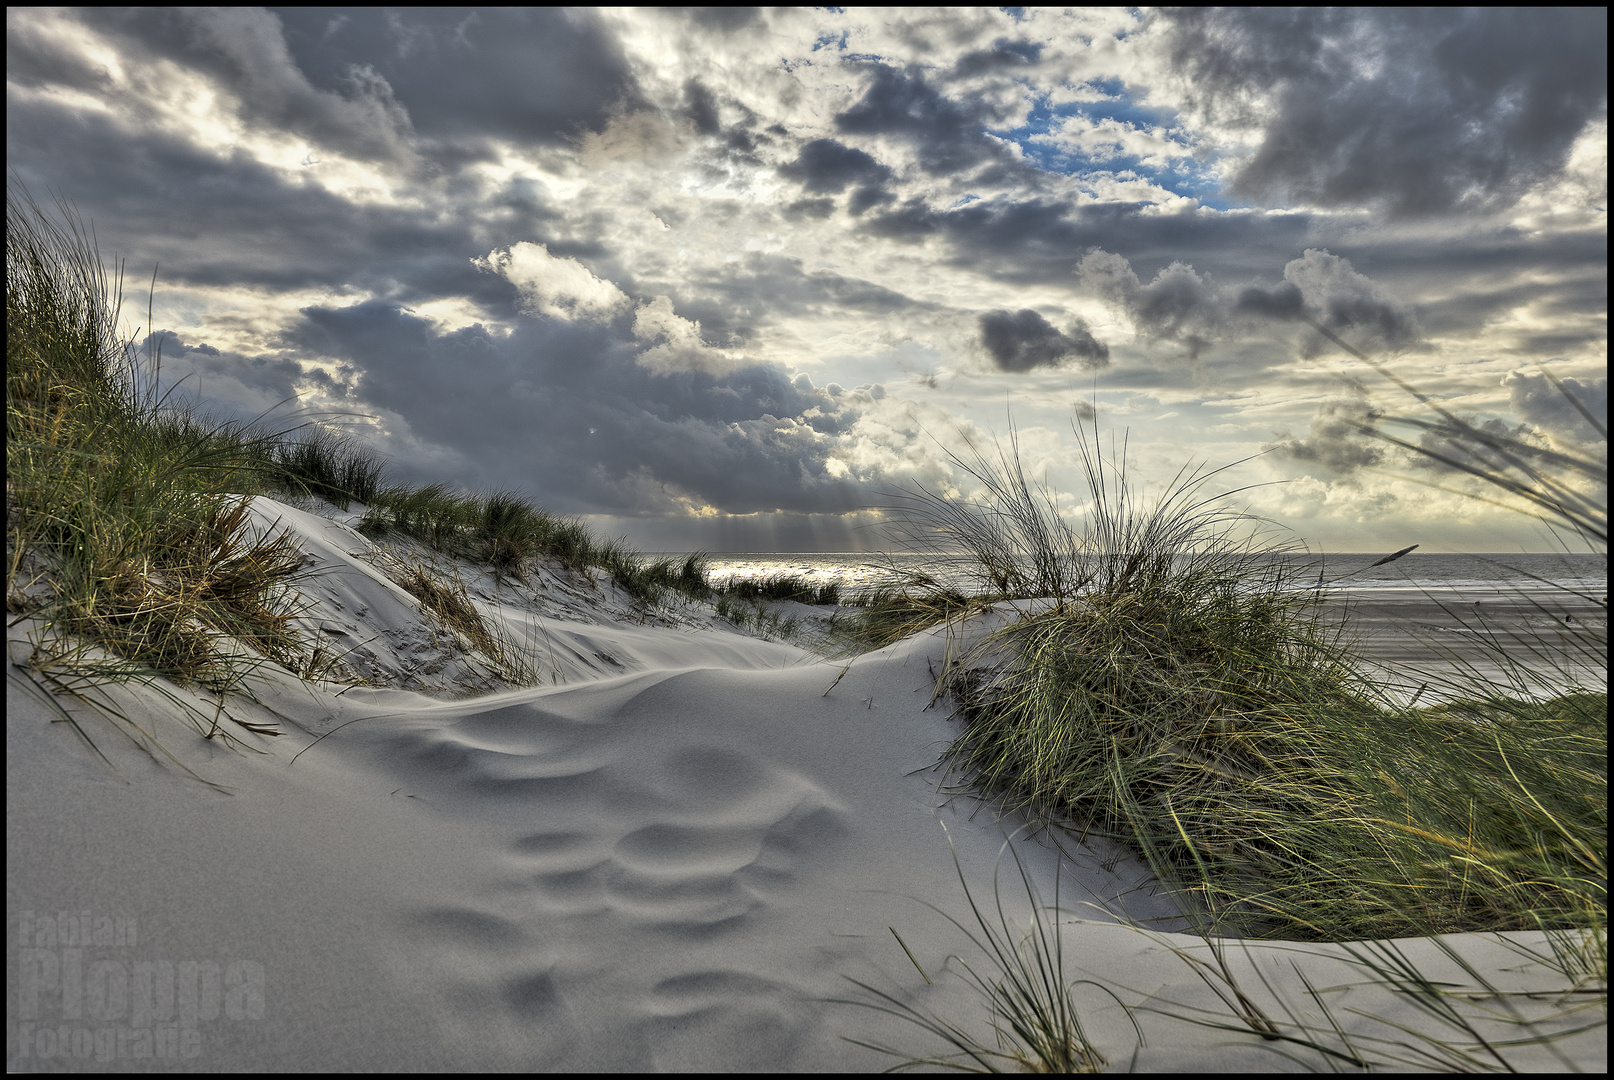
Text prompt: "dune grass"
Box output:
[[6, 186, 347, 750], [894, 422, 1604, 944], [264, 427, 388, 509], [718, 571, 843, 606], [842, 414, 1602, 1069], [856, 832, 1604, 1073], [835, 828, 1133, 1073], [841, 370, 1603, 1068], [832, 580, 987, 655]]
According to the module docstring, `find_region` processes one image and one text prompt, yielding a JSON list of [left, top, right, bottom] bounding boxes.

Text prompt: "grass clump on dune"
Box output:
[[263, 427, 388, 509], [833, 582, 984, 654], [847, 413, 1602, 1070], [356, 486, 716, 607], [720, 571, 842, 606], [6, 186, 345, 748], [885, 422, 1604, 944]]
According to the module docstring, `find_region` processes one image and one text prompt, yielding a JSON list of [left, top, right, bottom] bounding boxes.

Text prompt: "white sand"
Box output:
[[7, 497, 1604, 1071]]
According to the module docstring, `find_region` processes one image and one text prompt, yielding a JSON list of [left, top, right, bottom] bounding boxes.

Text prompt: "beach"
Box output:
[[7, 496, 1606, 1072], [1323, 587, 1608, 698]]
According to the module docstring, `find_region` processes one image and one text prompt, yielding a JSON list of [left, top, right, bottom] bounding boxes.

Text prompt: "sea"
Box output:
[[669, 551, 1608, 601]]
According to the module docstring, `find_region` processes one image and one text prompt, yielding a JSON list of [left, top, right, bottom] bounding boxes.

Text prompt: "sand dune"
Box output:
[[7, 497, 1603, 1071]]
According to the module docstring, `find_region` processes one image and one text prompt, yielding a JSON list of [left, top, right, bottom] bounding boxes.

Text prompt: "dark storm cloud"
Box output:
[[1408, 417, 1537, 476], [682, 77, 765, 154], [784, 139, 891, 191], [784, 197, 836, 221], [654, 252, 930, 346], [1157, 7, 1608, 216], [146, 331, 308, 406], [684, 79, 722, 136], [835, 63, 1010, 175], [978, 309, 1109, 372], [5, 13, 114, 91], [1274, 372, 1605, 480], [1265, 394, 1385, 474], [778, 139, 895, 214], [1233, 281, 1304, 321], [863, 196, 1315, 291], [1505, 372, 1608, 446], [684, 8, 765, 33], [270, 7, 639, 155], [847, 185, 897, 216], [282, 301, 873, 516], [5, 80, 528, 316], [122, 330, 367, 443], [1412, 272, 1608, 354]]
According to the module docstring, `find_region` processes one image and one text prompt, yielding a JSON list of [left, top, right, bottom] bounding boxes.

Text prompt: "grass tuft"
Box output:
[[881, 419, 1605, 944], [720, 571, 841, 606], [833, 827, 1133, 1073], [7, 184, 341, 742]]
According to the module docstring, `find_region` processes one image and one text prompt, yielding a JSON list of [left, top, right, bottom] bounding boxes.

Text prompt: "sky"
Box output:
[[7, 6, 1607, 554]]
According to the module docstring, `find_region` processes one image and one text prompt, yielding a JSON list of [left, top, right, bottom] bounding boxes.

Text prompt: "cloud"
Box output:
[[1233, 281, 1305, 321], [977, 309, 1109, 372], [1407, 416, 1538, 476], [834, 62, 1009, 175], [779, 138, 893, 194], [952, 36, 1044, 78], [1265, 392, 1385, 474], [1155, 7, 1609, 216], [1077, 250, 1225, 359], [1281, 250, 1420, 357], [1077, 245, 1422, 367], [685, 7, 765, 33], [7, 7, 1603, 552], [282, 301, 878, 517], [137, 331, 319, 422], [23, 8, 421, 167], [631, 295, 746, 376], [683, 77, 723, 136], [272, 7, 638, 154], [1030, 114, 1197, 169], [1504, 371, 1608, 447], [475, 243, 630, 322], [1237, 249, 1420, 357], [777, 138, 896, 214], [473, 250, 755, 376]]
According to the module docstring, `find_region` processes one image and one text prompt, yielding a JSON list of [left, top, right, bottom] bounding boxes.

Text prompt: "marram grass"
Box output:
[[844, 413, 1603, 1070], [903, 423, 1604, 943], [7, 185, 335, 736]]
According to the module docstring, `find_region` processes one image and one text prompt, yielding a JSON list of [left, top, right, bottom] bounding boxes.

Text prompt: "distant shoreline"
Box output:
[[689, 550, 1608, 598]]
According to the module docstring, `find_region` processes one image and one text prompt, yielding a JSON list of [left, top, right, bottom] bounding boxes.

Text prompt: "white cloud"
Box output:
[[475, 242, 630, 322], [1032, 114, 1196, 167], [632, 295, 744, 375]]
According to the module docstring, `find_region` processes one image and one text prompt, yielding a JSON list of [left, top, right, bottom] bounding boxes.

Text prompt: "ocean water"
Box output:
[[672, 551, 1608, 599]]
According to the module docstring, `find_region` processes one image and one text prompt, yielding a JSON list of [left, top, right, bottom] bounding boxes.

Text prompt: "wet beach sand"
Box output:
[[1323, 587, 1607, 696]]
